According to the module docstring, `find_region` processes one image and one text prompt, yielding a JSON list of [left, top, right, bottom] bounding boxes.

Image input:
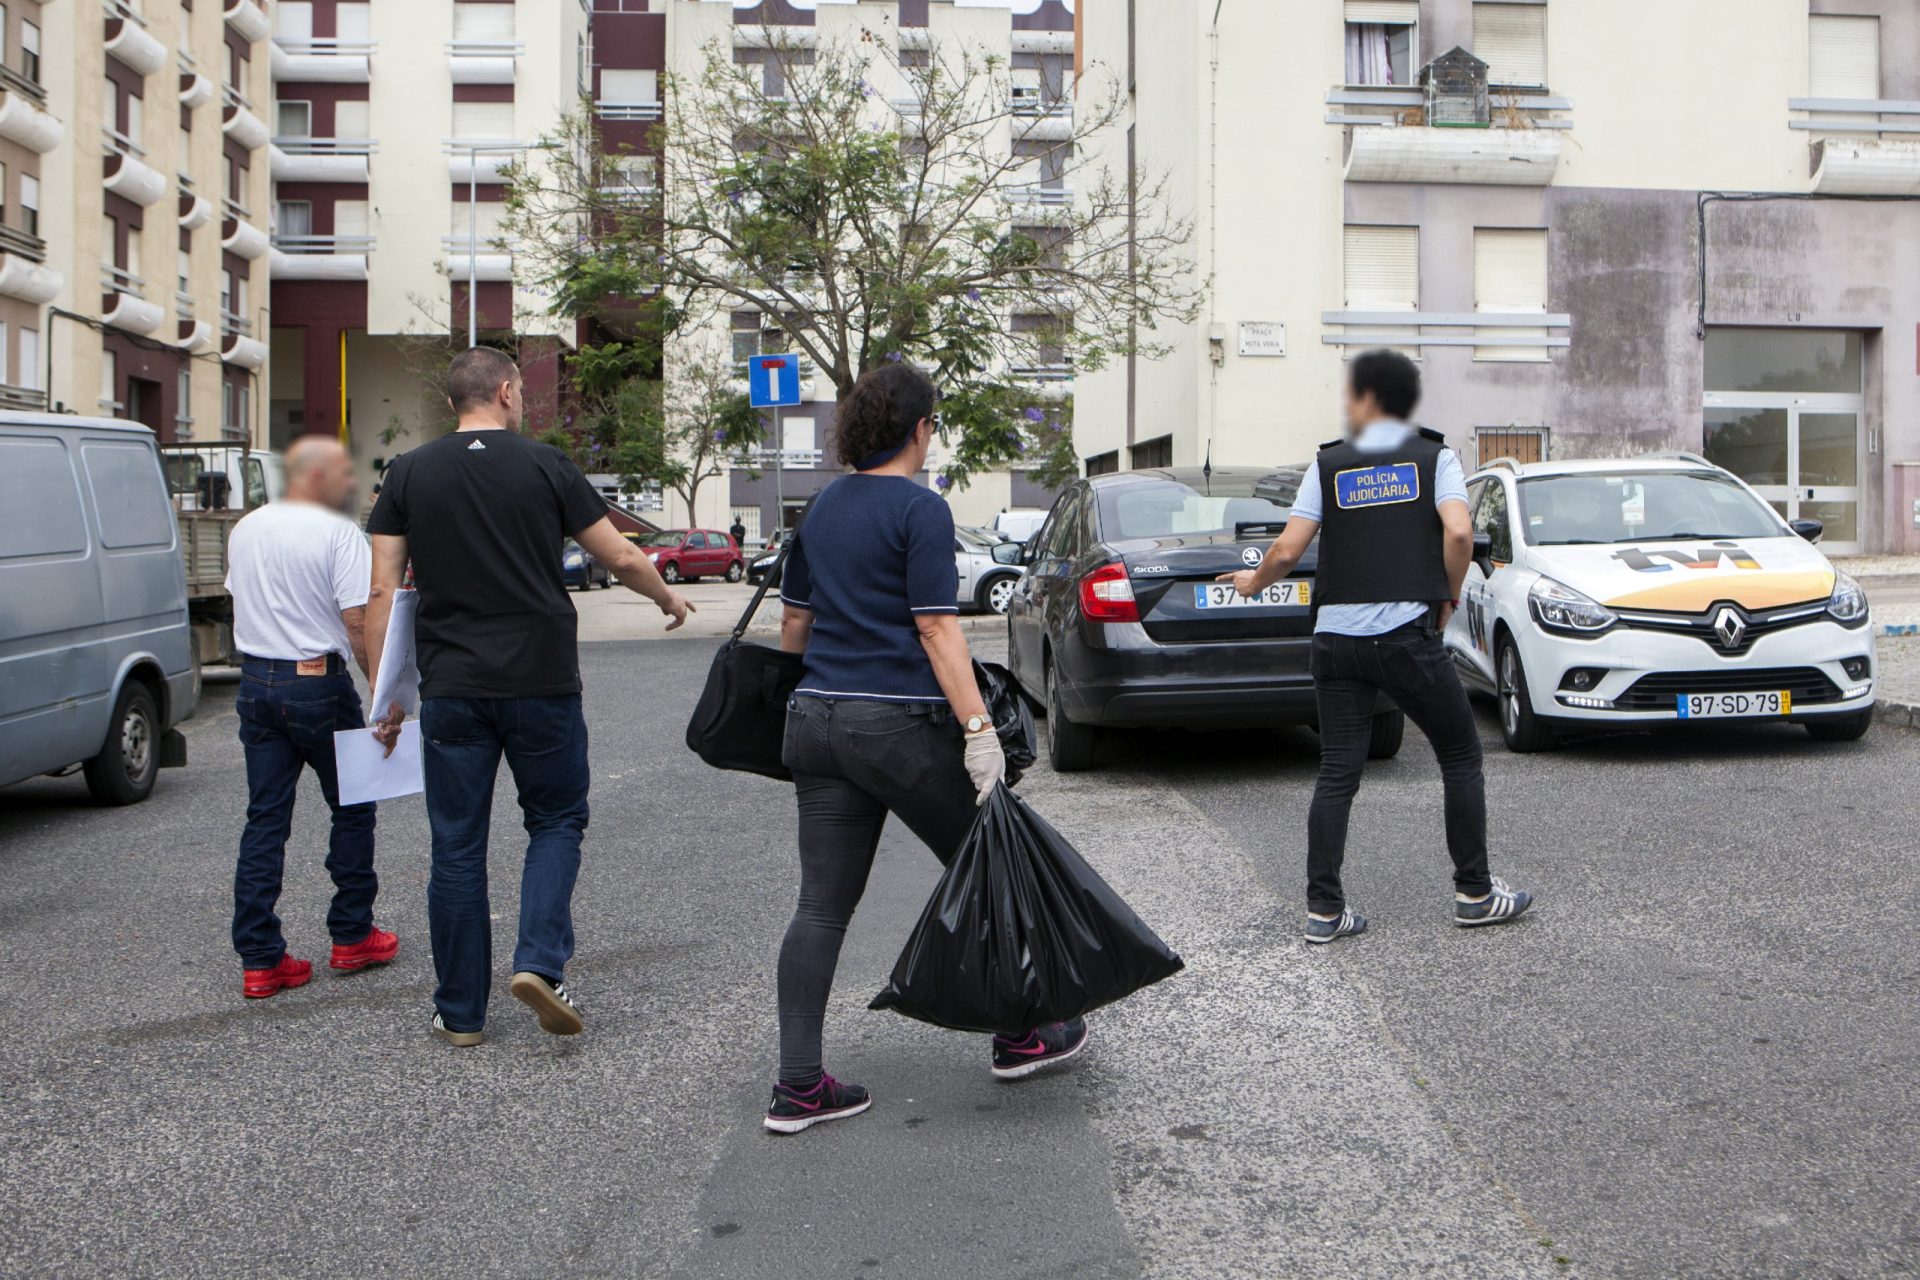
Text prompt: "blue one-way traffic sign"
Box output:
[[748, 354, 802, 408]]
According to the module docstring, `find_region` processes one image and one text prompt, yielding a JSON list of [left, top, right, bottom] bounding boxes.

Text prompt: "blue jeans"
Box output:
[[420, 695, 590, 1032], [233, 656, 378, 969]]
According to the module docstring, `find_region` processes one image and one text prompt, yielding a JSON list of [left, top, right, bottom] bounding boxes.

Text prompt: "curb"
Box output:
[[1877, 698, 1920, 732]]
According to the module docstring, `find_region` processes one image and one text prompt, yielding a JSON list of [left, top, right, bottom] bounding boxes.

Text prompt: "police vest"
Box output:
[[1311, 429, 1451, 608]]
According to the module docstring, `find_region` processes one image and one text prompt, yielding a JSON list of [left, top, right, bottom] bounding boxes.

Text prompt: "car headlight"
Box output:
[[1827, 570, 1869, 626], [1528, 575, 1617, 636], [564, 553, 584, 568]]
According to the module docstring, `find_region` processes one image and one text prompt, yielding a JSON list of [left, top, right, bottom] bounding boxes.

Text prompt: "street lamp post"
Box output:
[[456, 141, 536, 348]]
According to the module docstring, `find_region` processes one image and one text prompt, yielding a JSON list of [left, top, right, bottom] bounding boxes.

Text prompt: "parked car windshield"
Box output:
[[1517, 471, 1784, 546], [956, 526, 1000, 549], [1096, 473, 1301, 541], [637, 530, 685, 547]]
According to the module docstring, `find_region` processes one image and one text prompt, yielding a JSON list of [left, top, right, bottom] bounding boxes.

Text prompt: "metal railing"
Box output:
[[101, 265, 146, 296], [1008, 185, 1072, 207], [175, 289, 195, 316], [272, 234, 377, 255], [273, 37, 377, 57], [1323, 86, 1574, 129], [1010, 362, 1074, 382], [101, 126, 146, 158], [0, 383, 48, 412], [1789, 97, 1920, 136], [221, 196, 252, 222], [596, 101, 662, 122], [0, 224, 46, 264], [271, 136, 379, 156], [446, 39, 525, 57], [742, 446, 824, 467], [0, 63, 45, 105], [733, 356, 815, 380], [103, 0, 146, 27], [1010, 94, 1072, 118], [220, 308, 251, 335]]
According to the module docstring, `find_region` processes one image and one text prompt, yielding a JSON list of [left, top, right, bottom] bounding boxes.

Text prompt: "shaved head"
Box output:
[[284, 436, 359, 513]]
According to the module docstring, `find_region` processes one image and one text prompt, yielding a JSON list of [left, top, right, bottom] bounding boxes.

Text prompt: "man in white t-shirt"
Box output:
[[226, 438, 398, 999]]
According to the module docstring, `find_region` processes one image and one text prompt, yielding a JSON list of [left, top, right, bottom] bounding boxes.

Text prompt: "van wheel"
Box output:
[[84, 683, 160, 805], [1044, 657, 1097, 772], [1806, 707, 1874, 741], [1496, 638, 1556, 753], [1368, 708, 1405, 759], [726, 560, 744, 583]]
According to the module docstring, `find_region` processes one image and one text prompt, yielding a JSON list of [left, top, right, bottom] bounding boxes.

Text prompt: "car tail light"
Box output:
[[1079, 562, 1140, 623]]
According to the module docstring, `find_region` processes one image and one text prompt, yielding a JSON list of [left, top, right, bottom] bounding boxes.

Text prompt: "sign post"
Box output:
[[748, 354, 804, 535]]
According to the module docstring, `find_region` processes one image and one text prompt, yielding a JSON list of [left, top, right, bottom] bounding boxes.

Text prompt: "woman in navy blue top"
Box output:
[[762, 363, 1089, 1134]]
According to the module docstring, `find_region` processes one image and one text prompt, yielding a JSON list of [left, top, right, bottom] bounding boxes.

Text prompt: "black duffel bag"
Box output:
[[685, 515, 810, 781]]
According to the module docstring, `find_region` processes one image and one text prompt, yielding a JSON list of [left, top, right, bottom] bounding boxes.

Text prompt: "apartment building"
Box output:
[[658, 0, 1075, 541], [1077, 0, 1920, 554], [23, 1, 274, 441], [266, 0, 590, 496]]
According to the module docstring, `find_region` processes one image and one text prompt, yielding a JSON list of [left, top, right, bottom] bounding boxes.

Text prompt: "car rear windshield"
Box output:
[[1516, 471, 1784, 545], [1096, 474, 1301, 541]]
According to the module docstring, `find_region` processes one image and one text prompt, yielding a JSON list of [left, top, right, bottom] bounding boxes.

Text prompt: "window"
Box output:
[[125, 92, 143, 147], [219, 268, 233, 315], [1343, 224, 1419, 356], [600, 68, 658, 103], [1129, 435, 1173, 469], [1344, 0, 1415, 87], [450, 200, 508, 244], [0, 437, 87, 559], [0, 7, 9, 66], [0, 323, 10, 385], [1472, 228, 1548, 361], [223, 379, 249, 438], [275, 100, 312, 137], [335, 100, 370, 138], [176, 366, 192, 427], [451, 100, 515, 141], [18, 327, 38, 390], [103, 214, 121, 273], [452, 3, 515, 41], [177, 247, 191, 293], [1471, 479, 1512, 563], [1472, 3, 1547, 88], [336, 3, 371, 42], [19, 173, 36, 237], [334, 200, 370, 237], [100, 350, 120, 411], [1476, 427, 1547, 467], [85, 443, 174, 548], [1809, 14, 1878, 100], [19, 19, 37, 85], [1085, 450, 1120, 477], [273, 1, 313, 41], [782, 410, 817, 457], [276, 199, 312, 237]]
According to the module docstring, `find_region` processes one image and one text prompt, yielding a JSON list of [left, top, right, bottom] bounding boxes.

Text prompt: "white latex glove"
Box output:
[[962, 727, 1006, 806]]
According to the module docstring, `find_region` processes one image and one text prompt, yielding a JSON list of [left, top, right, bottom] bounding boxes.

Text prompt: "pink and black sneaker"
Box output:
[[764, 1072, 871, 1135], [991, 1018, 1090, 1081]]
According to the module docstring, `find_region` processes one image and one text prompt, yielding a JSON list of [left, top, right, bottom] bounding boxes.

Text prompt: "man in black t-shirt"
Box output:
[[365, 346, 692, 1047]]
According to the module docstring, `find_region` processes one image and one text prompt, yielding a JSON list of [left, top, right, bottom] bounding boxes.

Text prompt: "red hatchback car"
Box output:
[[633, 528, 745, 584]]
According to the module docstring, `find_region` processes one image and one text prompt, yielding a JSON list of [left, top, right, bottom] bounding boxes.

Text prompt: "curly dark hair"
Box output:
[[835, 362, 936, 469]]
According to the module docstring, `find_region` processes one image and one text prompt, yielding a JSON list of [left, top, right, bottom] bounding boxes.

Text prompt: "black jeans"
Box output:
[[232, 655, 377, 968], [777, 695, 976, 1085], [1307, 623, 1491, 914]]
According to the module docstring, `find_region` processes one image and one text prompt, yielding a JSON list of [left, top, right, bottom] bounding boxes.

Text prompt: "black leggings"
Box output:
[[777, 695, 977, 1085]]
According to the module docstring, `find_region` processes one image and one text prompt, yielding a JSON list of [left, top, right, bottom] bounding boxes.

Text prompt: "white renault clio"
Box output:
[[1446, 453, 1875, 751]]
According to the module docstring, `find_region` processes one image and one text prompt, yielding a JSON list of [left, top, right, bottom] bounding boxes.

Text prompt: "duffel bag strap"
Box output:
[[731, 493, 820, 640]]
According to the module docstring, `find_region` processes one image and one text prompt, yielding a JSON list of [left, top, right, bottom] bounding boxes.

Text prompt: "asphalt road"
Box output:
[[3, 633, 1918, 1279]]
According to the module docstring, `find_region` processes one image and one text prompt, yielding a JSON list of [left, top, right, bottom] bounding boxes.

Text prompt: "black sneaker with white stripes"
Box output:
[[509, 970, 584, 1036], [1453, 877, 1533, 928], [1304, 907, 1368, 945]]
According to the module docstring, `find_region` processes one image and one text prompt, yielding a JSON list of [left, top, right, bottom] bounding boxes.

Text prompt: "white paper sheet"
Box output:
[[370, 588, 420, 721], [334, 720, 424, 806]]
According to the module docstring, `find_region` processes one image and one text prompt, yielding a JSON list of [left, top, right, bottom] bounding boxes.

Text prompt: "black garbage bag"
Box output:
[[974, 660, 1035, 786], [869, 785, 1183, 1036]]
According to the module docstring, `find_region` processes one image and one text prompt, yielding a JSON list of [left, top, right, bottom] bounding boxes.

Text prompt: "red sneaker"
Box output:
[[243, 954, 313, 999], [330, 926, 399, 972]]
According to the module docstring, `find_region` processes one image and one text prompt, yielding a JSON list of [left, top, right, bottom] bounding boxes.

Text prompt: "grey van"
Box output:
[[0, 416, 194, 803]]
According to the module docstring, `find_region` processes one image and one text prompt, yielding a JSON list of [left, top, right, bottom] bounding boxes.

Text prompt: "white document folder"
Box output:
[[370, 588, 421, 721], [334, 720, 424, 806]]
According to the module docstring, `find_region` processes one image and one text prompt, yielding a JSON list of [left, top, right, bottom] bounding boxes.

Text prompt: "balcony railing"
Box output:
[[1010, 94, 1072, 118], [175, 289, 195, 317], [101, 125, 146, 158], [0, 224, 45, 264], [101, 265, 146, 297], [222, 196, 252, 222], [1793, 100, 1920, 194], [741, 446, 825, 468], [220, 308, 251, 336], [273, 234, 377, 256], [1010, 362, 1074, 383], [447, 39, 524, 57], [273, 136, 377, 156], [597, 100, 662, 122], [275, 38, 377, 58], [0, 64, 45, 107], [1323, 86, 1574, 129], [1008, 185, 1072, 208], [0, 383, 48, 412]]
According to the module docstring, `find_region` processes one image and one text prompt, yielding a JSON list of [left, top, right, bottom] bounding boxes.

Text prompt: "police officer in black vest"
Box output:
[[1220, 350, 1533, 943]]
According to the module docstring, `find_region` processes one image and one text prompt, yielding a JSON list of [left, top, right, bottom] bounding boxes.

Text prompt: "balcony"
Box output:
[[176, 318, 215, 352], [0, 86, 61, 153], [178, 191, 214, 229], [1343, 123, 1562, 185], [1007, 184, 1073, 212], [222, 333, 270, 370], [103, 145, 168, 207], [271, 37, 375, 84], [741, 447, 825, 468], [224, 0, 271, 45], [0, 384, 47, 412], [1317, 309, 1571, 352], [270, 235, 374, 282], [1792, 99, 1920, 195], [101, 269, 164, 336], [447, 40, 522, 86], [447, 145, 527, 185], [0, 226, 60, 305], [223, 102, 269, 151], [105, 18, 168, 77], [441, 237, 514, 283], [271, 137, 376, 183], [596, 99, 663, 123], [1010, 95, 1073, 142], [179, 72, 215, 110], [222, 216, 270, 261]]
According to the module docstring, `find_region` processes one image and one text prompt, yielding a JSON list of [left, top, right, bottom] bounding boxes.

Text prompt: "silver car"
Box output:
[[956, 525, 1026, 615]]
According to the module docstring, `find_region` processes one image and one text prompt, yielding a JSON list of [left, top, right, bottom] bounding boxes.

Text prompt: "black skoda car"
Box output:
[[1005, 465, 1406, 771]]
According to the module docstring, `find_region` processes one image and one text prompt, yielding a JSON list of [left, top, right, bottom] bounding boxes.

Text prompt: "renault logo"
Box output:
[[1242, 546, 1264, 567], [1713, 606, 1746, 650]]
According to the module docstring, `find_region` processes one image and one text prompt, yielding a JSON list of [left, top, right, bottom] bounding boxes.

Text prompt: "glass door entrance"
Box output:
[[1702, 330, 1865, 554]]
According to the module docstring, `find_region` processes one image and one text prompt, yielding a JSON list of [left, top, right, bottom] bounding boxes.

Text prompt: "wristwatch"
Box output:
[[964, 714, 993, 734]]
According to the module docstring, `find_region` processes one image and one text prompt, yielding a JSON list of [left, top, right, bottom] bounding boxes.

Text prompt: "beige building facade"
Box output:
[[1078, 0, 1920, 554]]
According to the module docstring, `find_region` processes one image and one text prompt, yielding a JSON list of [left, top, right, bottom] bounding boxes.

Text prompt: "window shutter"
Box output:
[[335, 3, 371, 42], [335, 99, 370, 137], [451, 100, 515, 140], [1808, 15, 1879, 99], [1343, 225, 1418, 309], [274, 2, 314, 41], [1344, 1, 1418, 25], [452, 3, 515, 42], [334, 201, 369, 237], [1474, 228, 1548, 362], [600, 69, 657, 102], [1472, 3, 1546, 87]]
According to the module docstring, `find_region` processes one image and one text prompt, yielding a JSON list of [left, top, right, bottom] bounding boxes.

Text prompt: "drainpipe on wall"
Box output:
[[1206, 0, 1223, 468]]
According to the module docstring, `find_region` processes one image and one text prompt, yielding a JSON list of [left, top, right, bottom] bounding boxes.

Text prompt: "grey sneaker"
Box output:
[[431, 1013, 484, 1048], [510, 971, 584, 1036], [1454, 877, 1533, 927], [1305, 907, 1368, 945]]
